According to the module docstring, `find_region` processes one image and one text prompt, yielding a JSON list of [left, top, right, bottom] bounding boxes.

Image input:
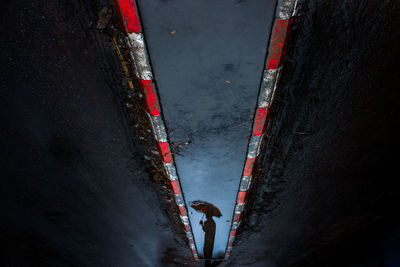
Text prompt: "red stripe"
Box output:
[[184, 224, 191, 232], [230, 229, 237, 237], [226, 251, 231, 256], [266, 19, 289, 69], [237, 191, 248, 204], [233, 213, 241, 222], [253, 107, 268, 136], [178, 205, 187, 216], [243, 157, 257, 177], [113, 0, 124, 31], [157, 142, 173, 163], [169, 180, 182, 195], [116, 0, 141, 33], [138, 80, 161, 116]]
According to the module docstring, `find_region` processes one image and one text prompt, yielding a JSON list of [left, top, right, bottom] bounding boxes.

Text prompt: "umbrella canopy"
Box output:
[[190, 200, 222, 218]]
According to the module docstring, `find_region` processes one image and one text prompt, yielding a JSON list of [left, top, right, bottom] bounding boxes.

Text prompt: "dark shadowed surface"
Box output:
[[135, 0, 275, 258], [228, 0, 400, 266], [1, 0, 399, 266], [0, 0, 194, 266]]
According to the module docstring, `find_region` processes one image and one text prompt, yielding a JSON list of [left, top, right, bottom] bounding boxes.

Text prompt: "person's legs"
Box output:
[[211, 260, 222, 266]]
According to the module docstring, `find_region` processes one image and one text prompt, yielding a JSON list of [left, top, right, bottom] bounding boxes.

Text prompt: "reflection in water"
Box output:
[[136, 0, 276, 258], [191, 200, 222, 263], [201, 213, 216, 259]]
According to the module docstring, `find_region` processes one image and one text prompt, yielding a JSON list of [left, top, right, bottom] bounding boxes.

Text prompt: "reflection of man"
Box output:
[[200, 213, 216, 264]]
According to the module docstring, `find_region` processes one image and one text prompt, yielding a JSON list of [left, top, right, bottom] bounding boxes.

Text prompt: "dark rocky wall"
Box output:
[[0, 0, 194, 266], [229, 0, 400, 266]]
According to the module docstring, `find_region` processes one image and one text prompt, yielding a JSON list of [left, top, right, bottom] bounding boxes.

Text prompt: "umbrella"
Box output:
[[190, 200, 222, 218]]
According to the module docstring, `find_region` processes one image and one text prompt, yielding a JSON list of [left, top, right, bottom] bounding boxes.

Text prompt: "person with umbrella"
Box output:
[[191, 200, 222, 266]]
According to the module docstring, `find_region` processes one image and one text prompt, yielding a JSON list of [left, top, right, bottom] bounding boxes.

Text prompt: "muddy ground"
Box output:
[[1, 0, 399, 266]]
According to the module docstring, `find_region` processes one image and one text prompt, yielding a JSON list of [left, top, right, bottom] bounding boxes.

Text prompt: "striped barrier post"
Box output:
[[225, 0, 299, 260], [113, 0, 199, 260]]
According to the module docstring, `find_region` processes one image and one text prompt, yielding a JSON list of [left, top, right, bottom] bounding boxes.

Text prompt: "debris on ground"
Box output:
[[97, 6, 112, 30]]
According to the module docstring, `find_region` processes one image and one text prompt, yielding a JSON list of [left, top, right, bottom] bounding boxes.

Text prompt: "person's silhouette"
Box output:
[[200, 213, 216, 266]]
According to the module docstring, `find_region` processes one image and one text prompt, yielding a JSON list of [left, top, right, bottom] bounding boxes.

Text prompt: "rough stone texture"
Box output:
[[229, 0, 400, 266], [0, 0, 194, 266]]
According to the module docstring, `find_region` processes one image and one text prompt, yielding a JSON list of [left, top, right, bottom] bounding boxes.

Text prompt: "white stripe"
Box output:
[[292, 0, 300, 17], [163, 162, 178, 180], [247, 135, 263, 158], [127, 33, 153, 80], [235, 203, 245, 214], [258, 69, 281, 108], [276, 0, 297, 19], [239, 175, 252, 191], [174, 194, 185, 206], [148, 114, 168, 142], [180, 215, 189, 225]]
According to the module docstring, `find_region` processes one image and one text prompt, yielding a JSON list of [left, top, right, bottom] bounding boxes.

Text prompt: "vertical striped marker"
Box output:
[[113, 0, 199, 260], [224, 0, 299, 260]]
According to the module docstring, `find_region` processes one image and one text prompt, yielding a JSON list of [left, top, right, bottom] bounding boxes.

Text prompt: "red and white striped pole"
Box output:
[[113, 0, 199, 260], [225, 0, 299, 260]]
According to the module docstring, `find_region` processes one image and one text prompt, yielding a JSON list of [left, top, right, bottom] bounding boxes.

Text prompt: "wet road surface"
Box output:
[[1, 0, 400, 266], [136, 0, 275, 258]]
